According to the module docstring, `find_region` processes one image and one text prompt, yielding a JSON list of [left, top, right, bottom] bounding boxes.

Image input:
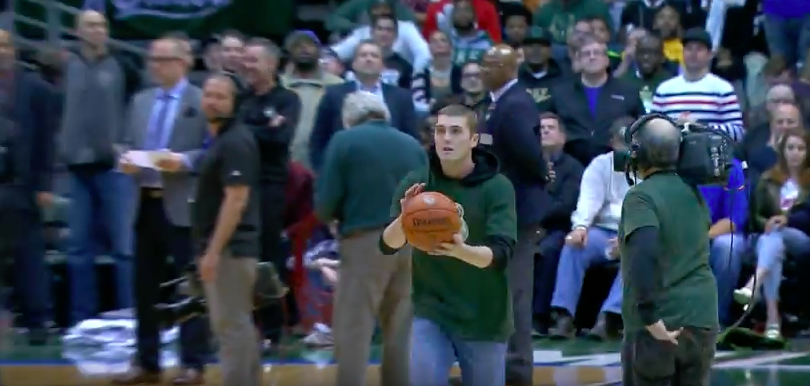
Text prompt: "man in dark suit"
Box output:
[[308, 40, 418, 172], [112, 36, 209, 385], [0, 28, 55, 345], [478, 44, 548, 386]]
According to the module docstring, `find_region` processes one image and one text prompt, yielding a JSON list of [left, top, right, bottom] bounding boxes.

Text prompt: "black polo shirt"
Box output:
[[192, 120, 261, 258]]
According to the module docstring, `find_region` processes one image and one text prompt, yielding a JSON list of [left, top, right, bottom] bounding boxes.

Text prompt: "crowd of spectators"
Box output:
[[3, 0, 810, 354]]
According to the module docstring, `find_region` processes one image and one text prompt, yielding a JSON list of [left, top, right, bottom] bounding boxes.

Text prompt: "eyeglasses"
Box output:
[[462, 72, 481, 79]]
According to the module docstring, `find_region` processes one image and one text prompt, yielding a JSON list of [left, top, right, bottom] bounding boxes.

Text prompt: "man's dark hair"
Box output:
[[371, 14, 399, 39], [636, 117, 681, 168], [539, 112, 566, 134]]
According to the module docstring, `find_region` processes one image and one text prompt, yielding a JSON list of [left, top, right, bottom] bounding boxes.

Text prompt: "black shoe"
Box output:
[[27, 326, 48, 346]]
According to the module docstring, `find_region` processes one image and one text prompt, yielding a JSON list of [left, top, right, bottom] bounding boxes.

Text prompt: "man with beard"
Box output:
[[620, 35, 676, 112], [281, 31, 344, 171], [518, 27, 563, 112], [460, 61, 489, 118], [448, 0, 495, 65], [479, 45, 547, 386], [239, 38, 302, 346]]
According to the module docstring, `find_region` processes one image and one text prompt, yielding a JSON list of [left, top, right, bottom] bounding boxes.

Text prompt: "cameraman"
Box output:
[[618, 117, 717, 385], [239, 38, 302, 344]]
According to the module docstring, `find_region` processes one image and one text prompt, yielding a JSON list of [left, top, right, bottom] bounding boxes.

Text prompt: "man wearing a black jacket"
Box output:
[[0, 29, 56, 345], [519, 27, 564, 113], [550, 35, 645, 166], [239, 38, 302, 345], [533, 113, 583, 335], [479, 44, 547, 386]]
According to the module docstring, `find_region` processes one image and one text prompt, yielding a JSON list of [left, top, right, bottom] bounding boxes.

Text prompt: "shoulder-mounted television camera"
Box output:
[[613, 113, 735, 186]]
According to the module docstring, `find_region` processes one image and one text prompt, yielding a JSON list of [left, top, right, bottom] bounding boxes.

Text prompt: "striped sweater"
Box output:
[[650, 73, 744, 142]]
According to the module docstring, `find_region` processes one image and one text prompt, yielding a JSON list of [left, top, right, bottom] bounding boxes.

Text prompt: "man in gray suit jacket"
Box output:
[[112, 36, 209, 386]]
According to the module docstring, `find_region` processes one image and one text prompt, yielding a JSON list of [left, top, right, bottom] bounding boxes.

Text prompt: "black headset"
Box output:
[[624, 112, 680, 170]]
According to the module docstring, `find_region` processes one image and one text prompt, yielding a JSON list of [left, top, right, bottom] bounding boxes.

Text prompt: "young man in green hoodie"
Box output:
[[380, 104, 518, 386]]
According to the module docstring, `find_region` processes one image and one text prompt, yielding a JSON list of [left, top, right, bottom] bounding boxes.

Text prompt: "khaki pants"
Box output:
[[204, 254, 260, 386], [333, 228, 412, 386]]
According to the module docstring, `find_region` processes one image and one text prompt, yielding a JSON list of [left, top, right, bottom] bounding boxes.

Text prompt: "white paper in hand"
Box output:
[[124, 151, 159, 169]]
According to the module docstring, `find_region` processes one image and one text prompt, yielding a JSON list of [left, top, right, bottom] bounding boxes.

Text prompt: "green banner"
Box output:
[[106, 0, 294, 40], [14, 0, 294, 41], [106, 0, 235, 39]]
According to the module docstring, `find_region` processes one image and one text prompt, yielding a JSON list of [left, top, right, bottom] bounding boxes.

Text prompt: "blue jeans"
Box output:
[[66, 169, 135, 324], [550, 227, 622, 317], [763, 13, 810, 67], [709, 233, 746, 326], [755, 227, 810, 300], [410, 317, 507, 386]]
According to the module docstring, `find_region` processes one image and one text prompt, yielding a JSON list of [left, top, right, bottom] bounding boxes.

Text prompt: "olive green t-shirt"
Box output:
[[619, 173, 719, 333]]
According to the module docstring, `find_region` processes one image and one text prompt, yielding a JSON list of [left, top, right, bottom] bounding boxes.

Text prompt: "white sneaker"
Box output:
[[733, 287, 754, 308]]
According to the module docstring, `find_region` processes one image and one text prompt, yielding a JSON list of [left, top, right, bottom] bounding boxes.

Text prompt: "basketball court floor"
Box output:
[[2, 335, 809, 385]]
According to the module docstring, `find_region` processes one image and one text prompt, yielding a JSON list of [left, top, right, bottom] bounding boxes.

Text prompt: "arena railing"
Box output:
[[8, 0, 146, 57]]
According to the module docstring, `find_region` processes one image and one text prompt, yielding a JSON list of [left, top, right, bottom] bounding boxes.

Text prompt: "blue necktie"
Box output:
[[147, 93, 173, 150], [142, 93, 173, 187]]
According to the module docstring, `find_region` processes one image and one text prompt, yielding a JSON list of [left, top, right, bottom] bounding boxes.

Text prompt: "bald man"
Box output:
[[619, 116, 718, 386], [60, 11, 143, 327], [737, 103, 804, 177], [478, 44, 547, 386], [0, 28, 57, 345]]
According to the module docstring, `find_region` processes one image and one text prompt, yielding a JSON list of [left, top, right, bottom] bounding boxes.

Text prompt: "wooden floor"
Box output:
[[2, 365, 622, 386]]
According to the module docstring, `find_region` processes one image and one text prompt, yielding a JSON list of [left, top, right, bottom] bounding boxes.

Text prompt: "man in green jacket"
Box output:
[[381, 104, 518, 386], [315, 91, 426, 386]]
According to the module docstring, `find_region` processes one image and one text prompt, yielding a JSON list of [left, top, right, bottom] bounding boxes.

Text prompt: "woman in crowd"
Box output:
[[736, 129, 810, 339]]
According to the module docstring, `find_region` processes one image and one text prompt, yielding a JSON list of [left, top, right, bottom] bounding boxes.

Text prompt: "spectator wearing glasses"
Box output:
[[549, 35, 645, 166]]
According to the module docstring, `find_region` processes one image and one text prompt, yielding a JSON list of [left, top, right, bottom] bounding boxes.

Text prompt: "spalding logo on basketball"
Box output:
[[401, 192, 463, 252]]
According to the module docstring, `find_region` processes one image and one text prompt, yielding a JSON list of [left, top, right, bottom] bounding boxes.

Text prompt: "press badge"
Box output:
[[479, 133, 494, 145]]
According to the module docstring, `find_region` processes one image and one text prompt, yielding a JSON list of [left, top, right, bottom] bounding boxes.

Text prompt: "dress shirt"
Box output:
[[489, 79, 518, 103], [141, 79, 188, 188]]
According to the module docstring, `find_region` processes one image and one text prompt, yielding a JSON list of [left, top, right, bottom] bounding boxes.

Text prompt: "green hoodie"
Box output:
[[326, 0, 416, 33], [390, 148, 517, 341], [532, 0, 613, 45]]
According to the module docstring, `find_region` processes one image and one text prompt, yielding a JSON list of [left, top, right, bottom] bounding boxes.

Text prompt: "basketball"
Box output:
[[401, 192, 462, 252]]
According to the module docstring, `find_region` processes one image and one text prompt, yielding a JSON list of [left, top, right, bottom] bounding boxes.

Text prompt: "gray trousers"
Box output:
[[203, 254, 260, 386], [622, 327, 717, 386], [333, 228, 411, 386], [506, 228, 542, 385]]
